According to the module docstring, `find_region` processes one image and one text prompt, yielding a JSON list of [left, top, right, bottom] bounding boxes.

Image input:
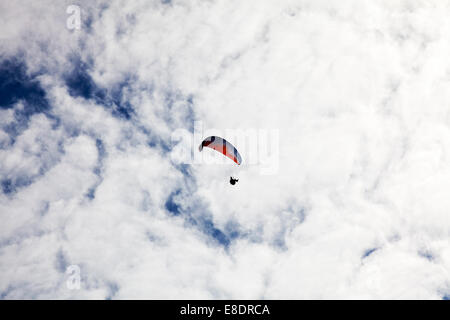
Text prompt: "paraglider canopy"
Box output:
[[199, 136, 242, 185], [199, 136, 242, 165]]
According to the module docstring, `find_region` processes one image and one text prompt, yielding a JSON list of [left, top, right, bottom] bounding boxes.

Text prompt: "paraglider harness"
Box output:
[[230, 177, 239, 185]]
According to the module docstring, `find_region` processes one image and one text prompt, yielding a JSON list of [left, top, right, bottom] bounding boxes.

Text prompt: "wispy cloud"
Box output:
[[0, 0, 449, 299]]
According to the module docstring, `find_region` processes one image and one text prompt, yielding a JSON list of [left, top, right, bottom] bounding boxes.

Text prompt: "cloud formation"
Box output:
[[0, 0, 449, 299]]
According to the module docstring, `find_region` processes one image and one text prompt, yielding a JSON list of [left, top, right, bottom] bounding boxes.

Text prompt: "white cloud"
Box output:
[[0, 0, 449, 299]]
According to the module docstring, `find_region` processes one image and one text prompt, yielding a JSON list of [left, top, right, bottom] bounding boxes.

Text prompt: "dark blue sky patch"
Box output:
[[47, 113, 61, 130], [224, 220, 242, 241], [66, 66, 97, 99], [175, 164, 192, 177], [112, 100, 133, 120], [143, 126, 183, 160], [165, 189, 182, 216], [83, 8, 98, 34], [109, 79, 136, 120], [85, 187, 96, 200], [1, 179, 15, 194], [271, 230, 289, 251], [94, 138, 106, 174], [96, 138, 105, 152], [0, 58, 52, 142], [92, 165, 101, 176], [362, 247, 378, 259], [156, 138, 171, 154], [183, 211, 235, 248], [65, 57, 136, 120], [65, 58, 105, 101], [0, 58, 48, 111], [273, 237, 287, 250], [1, 176, 34, 196], [199, 218, 231, 248], [147, 137, 159, 148], [164, 184, 237, 248], [85, 138, 106, 200], [0, 285, 15, 299], [418, 250, 434, 262], [105, 282, 119, 300], [55, 249, 68, 273], [298, 207, 306, 223]]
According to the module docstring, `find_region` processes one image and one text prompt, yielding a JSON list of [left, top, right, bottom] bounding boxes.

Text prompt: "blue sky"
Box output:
[[0, 0, 449, 299]]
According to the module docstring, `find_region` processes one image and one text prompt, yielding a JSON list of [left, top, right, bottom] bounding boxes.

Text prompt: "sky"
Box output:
[[0, 0, 449, 299]]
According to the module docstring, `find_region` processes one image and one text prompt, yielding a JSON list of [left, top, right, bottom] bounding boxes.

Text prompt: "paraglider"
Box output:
[[199, 136, 242, 185]]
